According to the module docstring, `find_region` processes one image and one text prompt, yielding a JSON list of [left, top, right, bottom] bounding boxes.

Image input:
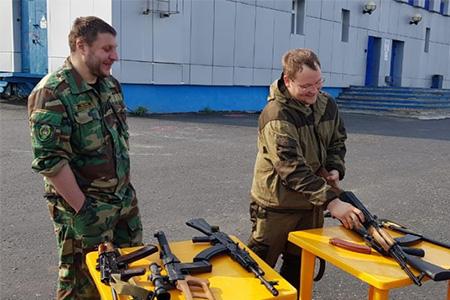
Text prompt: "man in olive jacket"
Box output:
[[248, 48, 364, 291]]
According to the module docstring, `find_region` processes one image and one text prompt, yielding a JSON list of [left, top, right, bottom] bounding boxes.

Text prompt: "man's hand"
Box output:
[[327, 198, 365, 229], [46, 164, 86, 213], [325, 169, 340, 188]]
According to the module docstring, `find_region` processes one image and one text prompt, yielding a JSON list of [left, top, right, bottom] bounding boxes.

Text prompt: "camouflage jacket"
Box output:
[[250, 77, 347, 210], [28, 58, 131, 202]]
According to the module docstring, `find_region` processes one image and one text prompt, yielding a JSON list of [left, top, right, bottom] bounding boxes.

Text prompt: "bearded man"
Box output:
[[28, 16, 143, 299]]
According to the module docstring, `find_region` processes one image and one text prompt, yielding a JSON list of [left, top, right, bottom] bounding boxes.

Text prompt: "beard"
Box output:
[[85, 53, 110, 79]]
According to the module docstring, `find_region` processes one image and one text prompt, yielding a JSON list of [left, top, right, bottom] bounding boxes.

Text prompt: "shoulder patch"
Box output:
[[37, 124, 55, 142]]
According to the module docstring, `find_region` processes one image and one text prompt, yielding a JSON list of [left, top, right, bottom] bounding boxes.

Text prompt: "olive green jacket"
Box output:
[[250, 77, 347, 210], [28, 58, 132, 202]]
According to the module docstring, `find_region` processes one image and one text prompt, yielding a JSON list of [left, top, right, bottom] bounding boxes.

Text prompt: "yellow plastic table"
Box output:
[[288, 226, 450, 300], [86, 236, 297, 300]]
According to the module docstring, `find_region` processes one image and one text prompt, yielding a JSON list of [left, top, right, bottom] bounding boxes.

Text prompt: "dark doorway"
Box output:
[[364, 36, 381, 87], [390, 40, 404, 87]]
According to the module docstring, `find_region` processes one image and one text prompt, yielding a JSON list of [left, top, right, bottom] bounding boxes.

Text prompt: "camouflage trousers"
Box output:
[[47, 187, 143, 300], [247, 202, 324, 291]]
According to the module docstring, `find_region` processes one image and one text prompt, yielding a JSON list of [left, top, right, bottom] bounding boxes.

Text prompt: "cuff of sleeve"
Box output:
[[38, 159, 69, 177], [326, 164, 345, 180], [323, 187, 340, 208]]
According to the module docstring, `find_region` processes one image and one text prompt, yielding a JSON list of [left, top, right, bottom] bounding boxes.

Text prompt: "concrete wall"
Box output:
[[40, 0, 450, 89], [0, 0, 21, 72]]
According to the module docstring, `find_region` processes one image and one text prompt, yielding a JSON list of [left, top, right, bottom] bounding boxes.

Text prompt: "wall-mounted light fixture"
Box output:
[[409, 14, 422, 25], [363, 1, 377, 15]]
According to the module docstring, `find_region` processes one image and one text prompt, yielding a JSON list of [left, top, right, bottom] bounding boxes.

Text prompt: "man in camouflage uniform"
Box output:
[[28, 17, 143, 299], [247, 48, 364, 292]]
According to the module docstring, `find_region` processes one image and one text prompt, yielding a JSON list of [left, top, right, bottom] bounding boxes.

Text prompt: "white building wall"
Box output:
[[46, 0, 112, 72], [41, 0, 450, 88], [0, 0, 21, 72]]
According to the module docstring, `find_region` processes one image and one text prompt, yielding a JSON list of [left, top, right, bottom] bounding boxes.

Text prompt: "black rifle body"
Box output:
[[340, 191, 450, 284], [96, 242, 157, 284], [186, 218, 279, 296]]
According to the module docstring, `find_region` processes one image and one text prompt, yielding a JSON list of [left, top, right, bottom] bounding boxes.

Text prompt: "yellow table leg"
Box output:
[[368, 285, 389, 300], [447, 280, 449, 300], [299, 249, 315, 300]]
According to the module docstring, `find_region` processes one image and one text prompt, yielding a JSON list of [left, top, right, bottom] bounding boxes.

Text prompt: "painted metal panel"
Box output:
[[47, 0, 70, 59], [0, 0, 21, 72], [318, 20, 333, 72], [256, 0, 274, 9], [234, 2, 256, 68], [272, 10, 290, 69], [121, 1, 153, 61], [289, 33, 305, 49], [253, 68, 272, 86], [239, 0, 256, 5], [254, 7, 274, 69], [304, 16, 320, 53], [321, 0, 335, 21], [154, 62, 182, 84], [430, 0, 441, 12], [154, 4, 190, 63], [190, 0, 214, 65], [273, 0, 291, 12], [234, 67, 253, 85], [121, 60, 153, 84], [213, 0, 236, 66], [212, 66, 234, 85], [93, 0, 112, 22], [306, 0, 322, 18], [271, 69, 282, 82], [190, 65, 212, 85], [331, 22, 345, 74], [69, 0, 94, 19], [413, 0, 425, 7]]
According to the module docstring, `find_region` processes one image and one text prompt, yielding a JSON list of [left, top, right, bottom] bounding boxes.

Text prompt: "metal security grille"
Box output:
[[142, 0, 180, 17]]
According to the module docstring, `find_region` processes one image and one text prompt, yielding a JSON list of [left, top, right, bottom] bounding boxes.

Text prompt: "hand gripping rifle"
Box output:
[[186, 218, 279, 296], [96, 241, 158, 299], [339, 191, 450, 285], [154, 230, 216, 300]]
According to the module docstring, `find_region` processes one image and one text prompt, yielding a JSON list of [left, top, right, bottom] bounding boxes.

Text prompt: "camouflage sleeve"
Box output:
[[261, 120, 338, 206], [28, 87, 73, 177], [325, 109, 347, 180]]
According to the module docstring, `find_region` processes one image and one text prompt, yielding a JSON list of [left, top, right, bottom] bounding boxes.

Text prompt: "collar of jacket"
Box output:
[[60, 57, 116, 95], [268, 73, 328, 124]]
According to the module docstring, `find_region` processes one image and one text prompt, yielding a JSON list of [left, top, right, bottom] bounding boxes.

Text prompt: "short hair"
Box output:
[[282, 48, 321, 79], [68, 16, 116, 52]]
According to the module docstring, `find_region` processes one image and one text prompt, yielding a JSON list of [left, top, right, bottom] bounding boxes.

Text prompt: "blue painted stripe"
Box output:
[[121, 84, 342, 113]]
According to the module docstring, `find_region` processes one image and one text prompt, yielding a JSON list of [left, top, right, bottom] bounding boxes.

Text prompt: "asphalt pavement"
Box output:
[[1, 100, 449, 299]]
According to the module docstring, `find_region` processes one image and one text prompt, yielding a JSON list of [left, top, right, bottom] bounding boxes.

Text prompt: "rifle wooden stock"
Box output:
[[176, 276, 215, 300]]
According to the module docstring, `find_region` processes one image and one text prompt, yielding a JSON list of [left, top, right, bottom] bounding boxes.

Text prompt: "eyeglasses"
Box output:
[[297, 78, 325, 91]]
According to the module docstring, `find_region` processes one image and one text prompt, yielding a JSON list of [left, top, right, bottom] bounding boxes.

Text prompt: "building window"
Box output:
[[341, 9, 350, 42], [424, 27, 430, 52], [291, 0, 305, 35]]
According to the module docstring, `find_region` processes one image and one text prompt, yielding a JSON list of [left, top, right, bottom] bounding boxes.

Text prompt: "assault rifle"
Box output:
[[317, 167, 450, 285], [340, 191, 450, 285], [186, 218, 279, 296], [378, 219, 450, 249], [154, 230, 215, 300], [96, 241, 158, 299]]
